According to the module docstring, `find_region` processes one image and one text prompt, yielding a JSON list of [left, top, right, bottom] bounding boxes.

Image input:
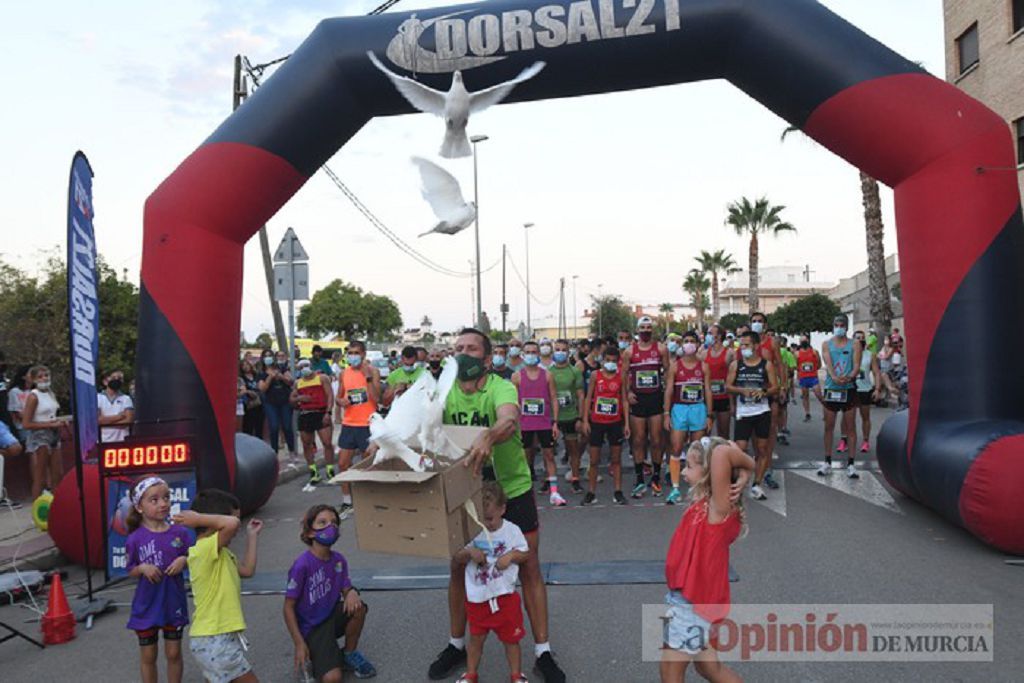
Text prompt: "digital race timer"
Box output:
[[99, 438, 193, 475]]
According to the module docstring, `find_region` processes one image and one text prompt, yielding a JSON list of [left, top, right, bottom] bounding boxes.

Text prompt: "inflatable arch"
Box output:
[[137, 0, 1024, 551]]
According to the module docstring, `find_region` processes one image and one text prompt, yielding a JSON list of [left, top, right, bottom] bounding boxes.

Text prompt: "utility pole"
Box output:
[[470, 135, 489, 328], [803, 264, 815, 283], [501, 244, 508, 333], [524, 222, 534, 339], [469, 260, 476, 326], [572, 275, 578, 338], [557, 277, 566, 338], [235, 55, 288, 353], [598, 283, 604, 338]]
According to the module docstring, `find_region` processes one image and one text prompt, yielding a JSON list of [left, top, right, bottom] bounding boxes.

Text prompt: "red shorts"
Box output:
[[466, 593, 525, 643]]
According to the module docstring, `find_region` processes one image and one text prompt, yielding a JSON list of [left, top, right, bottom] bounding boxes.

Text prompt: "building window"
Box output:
[[1016, 117, 1024, 166], [956, 23, 980, 74], [1014, 0, 1024, 34]]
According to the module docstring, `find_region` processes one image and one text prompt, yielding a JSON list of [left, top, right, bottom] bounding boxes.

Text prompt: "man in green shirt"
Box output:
[[310, 344, 333, 377], [429, 328, 566, 683], [549, 339, 585, 494], [866, 328, 879, 354], [384, 346, 423, 406]]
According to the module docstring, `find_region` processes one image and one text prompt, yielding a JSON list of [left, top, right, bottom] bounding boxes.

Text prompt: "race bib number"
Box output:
[[682, 383, 703, 403], [595, 397, 619, 416], [801, 362, 815, 373], [522, 398, 545, 416], [740, 390, 763, 405], [347, 388, 368, 405], [557, 391, 573, 408], [635, 370, 659, 389], [710, 381, 725, 396], [826, 389, 848, 403]]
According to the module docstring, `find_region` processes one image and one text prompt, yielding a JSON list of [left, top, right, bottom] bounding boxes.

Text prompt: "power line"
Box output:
[[506, 251, 559, 306]]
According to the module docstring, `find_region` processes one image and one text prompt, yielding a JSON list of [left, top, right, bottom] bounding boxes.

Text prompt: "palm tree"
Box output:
[[694, 249, 741, 322], [682, 269, 711, 331], [859, 172, 894, 336], [781, 125, 892, 334], [725, 197, 797, 314]]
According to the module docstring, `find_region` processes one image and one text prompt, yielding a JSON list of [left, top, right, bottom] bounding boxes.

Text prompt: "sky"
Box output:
[[0, 0, 946, 338]]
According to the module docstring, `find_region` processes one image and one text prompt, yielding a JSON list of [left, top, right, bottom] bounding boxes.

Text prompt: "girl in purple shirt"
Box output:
[[125, 476, 193, 683]]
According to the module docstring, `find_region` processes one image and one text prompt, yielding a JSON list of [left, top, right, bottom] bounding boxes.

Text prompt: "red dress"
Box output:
[[665, 499, 741, 622]]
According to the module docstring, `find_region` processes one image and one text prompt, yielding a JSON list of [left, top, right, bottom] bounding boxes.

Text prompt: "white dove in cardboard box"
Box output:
[[367, 357, 463, 472]]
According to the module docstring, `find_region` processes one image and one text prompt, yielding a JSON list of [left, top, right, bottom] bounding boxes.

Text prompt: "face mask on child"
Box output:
[[313, 524, 340, 547]]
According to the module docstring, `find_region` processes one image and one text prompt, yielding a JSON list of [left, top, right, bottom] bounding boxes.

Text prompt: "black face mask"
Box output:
[[107, 379, 123, 392], [429, 360, 441, 370]]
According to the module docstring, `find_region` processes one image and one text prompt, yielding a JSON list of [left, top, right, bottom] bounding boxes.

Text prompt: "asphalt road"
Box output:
[[2, 399, 1021, 682]]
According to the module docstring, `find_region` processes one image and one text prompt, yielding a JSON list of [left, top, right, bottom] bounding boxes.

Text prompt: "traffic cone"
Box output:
[[41, 573, 76, 644]]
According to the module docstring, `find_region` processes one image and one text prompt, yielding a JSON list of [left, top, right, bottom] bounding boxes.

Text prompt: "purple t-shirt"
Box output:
[[285, 550, 352, 638], [125, 525, 193, 630]]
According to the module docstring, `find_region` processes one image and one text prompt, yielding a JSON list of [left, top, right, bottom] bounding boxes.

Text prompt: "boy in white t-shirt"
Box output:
[[454, 482, 530, 683]]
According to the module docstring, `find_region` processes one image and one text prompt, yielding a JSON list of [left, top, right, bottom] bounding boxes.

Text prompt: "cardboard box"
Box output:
[[336, 425, 485, 559]]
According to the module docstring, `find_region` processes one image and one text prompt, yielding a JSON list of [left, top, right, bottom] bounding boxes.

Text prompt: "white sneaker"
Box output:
[[846, 464, 860, 479], [549, 491, 567, 507], [749, 484, 767, 500], [816, 463, 831, 476]]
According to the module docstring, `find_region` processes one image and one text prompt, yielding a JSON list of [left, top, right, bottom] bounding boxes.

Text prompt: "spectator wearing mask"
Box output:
[[384, 346, 424, 405], [427, 349, 445, 380], [22, 365, 65, 499], [259, 351, 297, 462], [310, 345, 333, 377], [239, 358, 263, 439], [97, 370, 134, 443], [6, 365, 31, 441]]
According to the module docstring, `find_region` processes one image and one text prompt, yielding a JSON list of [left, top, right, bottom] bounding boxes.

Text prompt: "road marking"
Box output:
[[789, 469, 902, 514], [371, 574, 449, 580], [748, 470, 788, 517]]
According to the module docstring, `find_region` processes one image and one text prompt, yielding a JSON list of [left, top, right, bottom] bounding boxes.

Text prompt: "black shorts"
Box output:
[[298, 411, 327, 433], [823, 387, 856, 413], [521, 429, 554, 449], [711, 397, 731, 414], [557, 419, 578, 439], [306, 602, 368, 678], [856, 391, 875, 406], [631, 392, 663, 418], [589, 421, 624, 448], [503, 488, 539, 534], [135, 626, 184, 646], [734, 411, 771, 442], [338, 425, 370, 451]]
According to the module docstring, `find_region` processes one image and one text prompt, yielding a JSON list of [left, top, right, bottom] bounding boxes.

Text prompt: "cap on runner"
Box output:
[[636, 316, 653, 329]]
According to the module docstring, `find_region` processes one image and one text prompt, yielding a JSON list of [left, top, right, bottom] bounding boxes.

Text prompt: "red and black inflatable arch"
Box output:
[[138, 0, 1024, 551]]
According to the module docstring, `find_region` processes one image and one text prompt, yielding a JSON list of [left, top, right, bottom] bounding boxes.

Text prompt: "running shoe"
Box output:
[[804, 414, 812, 422], [816, 463, 832, 476], [581, 492, 597, 506], [613, 490, 628, 505], [339, 503, 354, 520], [512, 675, 529, 683], [777, 433, 790, 445], [763, 471, 780, 489], [570, 479, 584, 494], [454, 674, 478, 683], [665, 488, 683, 505], [749, 484, 767, 500], [837, 438, 848, 454], [538, 479, 550, 494], [307, 466, 322, 485], [650, 480, 663, 497], [847, 464, 860, 479], [631, 482, 647, 499], [325, 464, 336, 481], [859, 440, 870, 453], [534, 652, 566, 683], [343, 649, 377, 678], [549, 491, 567, 507], [428, 644, 467, 680], [0, 498, 23, 510]]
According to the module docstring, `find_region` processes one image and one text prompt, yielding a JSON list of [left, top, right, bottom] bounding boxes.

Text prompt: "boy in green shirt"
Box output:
[[173, 490, 263, 683], [384, 346, 424, 406]]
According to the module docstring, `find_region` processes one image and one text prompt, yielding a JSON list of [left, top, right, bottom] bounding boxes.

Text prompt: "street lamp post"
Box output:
[[523, 222, 534, 339], [471, 134, 489, 328], [572, 275, 578, 337], [598, 283, 604, 338]]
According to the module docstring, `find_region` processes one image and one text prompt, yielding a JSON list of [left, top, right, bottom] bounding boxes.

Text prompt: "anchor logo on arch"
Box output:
[[385, 10, 507, 74]]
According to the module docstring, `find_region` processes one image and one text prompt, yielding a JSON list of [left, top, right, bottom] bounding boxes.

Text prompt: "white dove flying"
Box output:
[[368, 51, 546, 158], [411, 157, 476, 238]]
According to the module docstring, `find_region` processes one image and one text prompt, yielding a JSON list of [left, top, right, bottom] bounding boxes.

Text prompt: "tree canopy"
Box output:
[[297, 279, 402, 342], [768, 293, 841, 335], [718, 313, 749, 332], [588, 294, 635, 338], [0, 252, 139, 407]]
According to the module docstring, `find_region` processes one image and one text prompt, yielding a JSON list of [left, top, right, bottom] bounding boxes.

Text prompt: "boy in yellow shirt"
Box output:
[[173, 489, 263, 683]]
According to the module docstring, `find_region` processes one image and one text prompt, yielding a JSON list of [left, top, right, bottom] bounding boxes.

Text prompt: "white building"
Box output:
[[718, 265, 836, 316]]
